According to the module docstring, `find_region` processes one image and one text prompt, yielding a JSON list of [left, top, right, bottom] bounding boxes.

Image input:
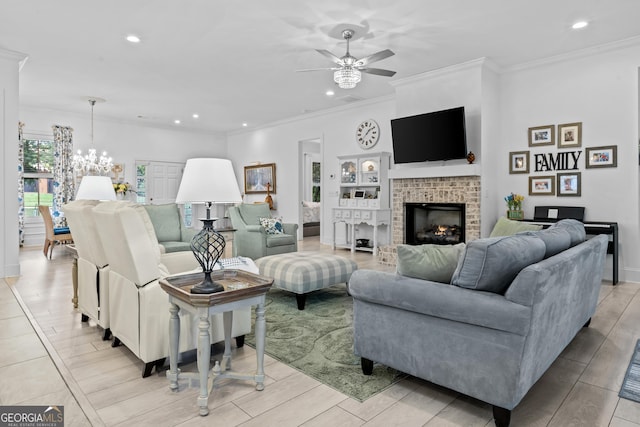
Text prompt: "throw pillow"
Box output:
[[489, 216, 543, 237], [518, 227, 572, 258], [451, 234, 546, 294], [396, 243, 466, 283], [549, 219, 586, 246], [259, 217, 284, 234]]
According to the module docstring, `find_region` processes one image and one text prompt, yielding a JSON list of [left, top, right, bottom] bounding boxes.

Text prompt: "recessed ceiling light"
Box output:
[[174, 119, 181, 124], [326, 90, 335, 96], [242, 123, 248, 127], [192, 113, 199, 119], [572, 21, 588, 30], [126, 34, 141, 43]]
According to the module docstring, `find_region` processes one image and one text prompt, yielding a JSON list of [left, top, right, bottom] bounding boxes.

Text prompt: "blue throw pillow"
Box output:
[[518, 227, 572, 258], [53, 227, 70, 235], [549, 219, 586, 246], [451, 235, 546, 294]]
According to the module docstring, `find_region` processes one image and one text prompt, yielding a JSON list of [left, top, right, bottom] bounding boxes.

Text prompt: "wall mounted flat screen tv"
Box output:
[[391, 106, 467, 164]]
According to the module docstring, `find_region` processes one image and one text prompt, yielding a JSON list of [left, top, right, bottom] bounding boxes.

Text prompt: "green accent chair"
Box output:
[[228, 204, 298, 260], [142, 203, 196, 253]]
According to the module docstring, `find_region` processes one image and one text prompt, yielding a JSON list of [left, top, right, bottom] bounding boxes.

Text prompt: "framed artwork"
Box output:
[[529, 176, 556, 196], [585, 145, 617, 168], [557, 172, 581, 197], [244, 163, 276, 194], [509, 150, 530, 174], [558, 122, 582, 148], [528, 125, 555, 147], [111, 163, 125, 182]]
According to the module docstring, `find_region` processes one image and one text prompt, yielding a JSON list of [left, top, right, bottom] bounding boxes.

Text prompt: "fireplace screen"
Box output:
[[404, 203, 465, 245]]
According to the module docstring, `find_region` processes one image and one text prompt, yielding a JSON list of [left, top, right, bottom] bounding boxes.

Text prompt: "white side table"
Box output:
[[160, 270, 273, 416]]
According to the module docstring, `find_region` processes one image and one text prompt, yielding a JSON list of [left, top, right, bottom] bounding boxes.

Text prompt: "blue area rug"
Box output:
[[620, 339, 640, 402]]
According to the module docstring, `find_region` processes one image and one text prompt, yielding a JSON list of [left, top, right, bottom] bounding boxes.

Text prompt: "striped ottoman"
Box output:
[[255, 251, 357, 310]]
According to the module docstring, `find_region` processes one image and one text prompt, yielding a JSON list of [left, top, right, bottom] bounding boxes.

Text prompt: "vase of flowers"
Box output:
[[504, 192, 525, 220], [113, 182, 131, 200]]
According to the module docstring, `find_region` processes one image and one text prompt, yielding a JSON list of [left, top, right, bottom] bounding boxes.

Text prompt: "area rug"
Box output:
[[620, 339, 640, 402], [245, 285, 405, 402]]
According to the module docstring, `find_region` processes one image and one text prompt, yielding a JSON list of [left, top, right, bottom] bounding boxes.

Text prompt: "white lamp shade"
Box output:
[[75, 176, 117, 201], [175, 158, 242, 204]]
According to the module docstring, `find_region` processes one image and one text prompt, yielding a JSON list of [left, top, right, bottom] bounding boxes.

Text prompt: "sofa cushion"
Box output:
[[266, 233, 296, 248], [489, 216, 543, 237], [143, 204, 181, 242], [162, 241, 193, 253], [451, 235, 546, 294], [518, 227, 572, 258], [396, 243, 466, 283], [549, 218, 586, 246]]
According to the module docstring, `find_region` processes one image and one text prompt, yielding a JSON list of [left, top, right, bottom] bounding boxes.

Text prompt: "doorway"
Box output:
[[298, 139, 322, 241]]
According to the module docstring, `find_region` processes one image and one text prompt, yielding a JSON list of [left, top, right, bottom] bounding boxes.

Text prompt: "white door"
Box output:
[[146, 161, 184, 205]]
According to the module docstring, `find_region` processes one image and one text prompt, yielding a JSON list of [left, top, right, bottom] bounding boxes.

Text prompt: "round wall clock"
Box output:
[[356, 119, 380, 149]]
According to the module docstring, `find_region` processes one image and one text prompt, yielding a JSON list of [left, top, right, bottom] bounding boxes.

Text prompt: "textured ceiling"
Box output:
[[2, 0, 640, 134]]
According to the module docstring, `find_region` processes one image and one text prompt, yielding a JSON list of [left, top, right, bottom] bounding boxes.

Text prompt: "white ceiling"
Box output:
[[2, 0, 640, 134]]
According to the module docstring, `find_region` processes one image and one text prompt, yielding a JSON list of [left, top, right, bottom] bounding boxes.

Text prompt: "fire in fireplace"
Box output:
[[404, 203, 465, 245]]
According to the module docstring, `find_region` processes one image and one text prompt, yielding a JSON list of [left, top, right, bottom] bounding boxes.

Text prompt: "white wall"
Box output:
[[20, 107, 227, 186], [496, 43, 640, 282], [226, 97, 396, 244]]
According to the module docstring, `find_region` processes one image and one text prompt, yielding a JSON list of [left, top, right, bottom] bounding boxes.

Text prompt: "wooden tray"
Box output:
[[160, 270, 273, 307]]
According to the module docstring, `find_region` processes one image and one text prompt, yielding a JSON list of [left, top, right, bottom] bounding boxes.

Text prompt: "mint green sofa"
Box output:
[[142, 204, 196, 253]]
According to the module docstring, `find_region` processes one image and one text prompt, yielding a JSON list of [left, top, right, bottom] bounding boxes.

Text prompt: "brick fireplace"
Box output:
[[378, 176, 481, 266]]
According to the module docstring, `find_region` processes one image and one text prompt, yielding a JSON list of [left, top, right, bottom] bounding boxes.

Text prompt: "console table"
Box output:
[[521, 219, 619, 285], [160, 270, 273, 416]]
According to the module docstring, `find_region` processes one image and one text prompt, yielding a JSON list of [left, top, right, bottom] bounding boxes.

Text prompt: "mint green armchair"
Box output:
[[229, 204, 298, 260], [142, 203, 197, 253]]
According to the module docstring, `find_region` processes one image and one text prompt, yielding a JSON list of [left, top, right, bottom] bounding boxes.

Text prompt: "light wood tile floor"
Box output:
[[2, 237, 640, 426]]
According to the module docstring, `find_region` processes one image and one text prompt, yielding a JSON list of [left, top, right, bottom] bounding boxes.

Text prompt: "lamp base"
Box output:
[[190, 272, 225, 294]]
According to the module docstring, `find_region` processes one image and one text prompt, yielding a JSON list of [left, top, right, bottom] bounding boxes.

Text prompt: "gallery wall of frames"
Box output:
[[508, 121, 617, 197]]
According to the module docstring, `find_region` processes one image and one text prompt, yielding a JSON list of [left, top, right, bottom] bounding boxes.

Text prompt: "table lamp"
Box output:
[[175, 158, 243, 294], [75, 175, 117, 201]]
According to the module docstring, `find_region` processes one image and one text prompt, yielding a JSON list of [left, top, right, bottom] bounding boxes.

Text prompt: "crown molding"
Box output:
[[502, 35, 640, 73], [389, 58, 498, 88]]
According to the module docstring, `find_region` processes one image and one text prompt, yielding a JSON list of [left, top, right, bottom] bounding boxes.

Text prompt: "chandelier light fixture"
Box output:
[[334, 67, 362, 89], [72, 98, 113, 176]]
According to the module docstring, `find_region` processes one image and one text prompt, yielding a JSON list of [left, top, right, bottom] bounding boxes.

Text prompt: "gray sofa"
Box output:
[[350, 220, 608, 427]]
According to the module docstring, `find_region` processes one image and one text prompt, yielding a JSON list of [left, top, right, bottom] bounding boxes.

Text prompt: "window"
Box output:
[[23, 139, 54, 217]]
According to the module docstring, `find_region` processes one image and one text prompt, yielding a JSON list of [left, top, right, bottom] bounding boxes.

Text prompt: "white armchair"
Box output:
[[93, 201, 253, 378], [64, 200, 112, 340]]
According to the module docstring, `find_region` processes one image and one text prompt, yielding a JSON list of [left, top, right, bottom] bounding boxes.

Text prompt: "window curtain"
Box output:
[[17, 122, 25, 245], [51, 125, 75, 228]]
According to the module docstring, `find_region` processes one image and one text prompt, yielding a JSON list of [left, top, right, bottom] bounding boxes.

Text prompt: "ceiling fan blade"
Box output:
[[296, 67, 340, 72], [360, 67, 396, 77], [315, 49, 344, 65], [355, 49, 395, 67]]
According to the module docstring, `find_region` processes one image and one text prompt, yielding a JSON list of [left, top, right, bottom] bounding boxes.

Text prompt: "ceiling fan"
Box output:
[[297, 29, 396, 89]]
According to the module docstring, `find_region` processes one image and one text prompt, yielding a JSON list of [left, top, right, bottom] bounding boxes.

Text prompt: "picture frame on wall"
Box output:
[[528, 125, 555, 147], [244, 163, 276, 194], [529, 176, 556, 196], [585, 145, 617, 168], [558, 122, 582, 148], [557, 172, 581, 197], [509, 150, 530, 174]]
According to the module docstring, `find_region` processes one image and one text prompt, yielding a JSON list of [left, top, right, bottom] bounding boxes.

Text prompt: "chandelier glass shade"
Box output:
[[72, 148, 113, 176], [334, 68, 362, 89], [72, 98, 113, 176]]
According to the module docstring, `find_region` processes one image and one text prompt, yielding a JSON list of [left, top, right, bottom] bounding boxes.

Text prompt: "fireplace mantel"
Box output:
[[388, 163, 481, 180]]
